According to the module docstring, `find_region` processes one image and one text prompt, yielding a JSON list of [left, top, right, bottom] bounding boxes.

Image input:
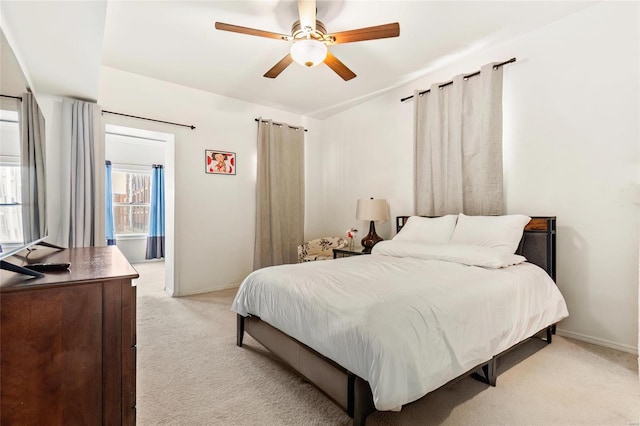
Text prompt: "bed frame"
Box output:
[[237, 216, 557, 425]]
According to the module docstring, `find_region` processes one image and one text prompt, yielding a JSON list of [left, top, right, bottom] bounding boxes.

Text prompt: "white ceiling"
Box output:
[[0, 1, 107, 102], [1, 1, 596, 118]]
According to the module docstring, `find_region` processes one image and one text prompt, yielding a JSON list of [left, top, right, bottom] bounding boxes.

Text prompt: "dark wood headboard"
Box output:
[[396, 216, 556, 281]]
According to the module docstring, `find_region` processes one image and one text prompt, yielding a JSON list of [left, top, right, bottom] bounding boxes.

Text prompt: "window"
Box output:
[[112, 170, 151, 236], [0, 112, 22, 243], [0, 163, 22, 243]]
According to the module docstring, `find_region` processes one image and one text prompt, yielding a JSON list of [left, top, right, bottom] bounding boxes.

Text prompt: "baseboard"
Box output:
[[133, 258, 165, 263], [556, 328, 638, 355], [175, 282, 240, 297]]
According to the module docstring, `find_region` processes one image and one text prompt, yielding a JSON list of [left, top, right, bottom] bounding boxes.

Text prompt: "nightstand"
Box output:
[[333, 247, 370, 259]]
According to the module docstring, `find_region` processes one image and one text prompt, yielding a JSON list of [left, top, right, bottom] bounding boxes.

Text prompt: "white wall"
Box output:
[[312, 2, 639, 353], [0, 28, 28, 99], [306, 87, 415, 241], [98, 66, 321, 295]]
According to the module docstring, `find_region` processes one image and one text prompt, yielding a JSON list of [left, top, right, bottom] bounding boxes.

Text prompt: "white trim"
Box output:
[[111, 164, 153, 174], [113, 203, 149, 207], [106, 131, 166, 144], [114, 233, 146, 240], [113, 203, 149, 208], [0, 155, 19, 164], [174, 283, 240, 297], [556, 328, 638, 355], [131, 258, 163, 264], [0, 110, 19, 121], [106, 124, 170, 142]]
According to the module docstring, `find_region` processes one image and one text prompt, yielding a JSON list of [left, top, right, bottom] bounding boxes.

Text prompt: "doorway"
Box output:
[[105, 124, 177, 296]]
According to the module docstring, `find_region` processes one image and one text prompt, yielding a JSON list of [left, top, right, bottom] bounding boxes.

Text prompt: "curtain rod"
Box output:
[[400, 58, 516, 103], [255, 118, 308, 132], [103, 110, 195, 130], [1, 96, 196, 129], [0, 94, 22, 101]]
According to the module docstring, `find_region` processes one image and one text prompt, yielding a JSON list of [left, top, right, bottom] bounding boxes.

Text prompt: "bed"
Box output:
[[232, 215, 568, 425]]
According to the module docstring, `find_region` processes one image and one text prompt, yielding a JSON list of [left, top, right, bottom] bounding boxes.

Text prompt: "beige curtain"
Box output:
[[254, 119, 305, 269], [58, 100, 105, 248], [414, 62, 504, 216]]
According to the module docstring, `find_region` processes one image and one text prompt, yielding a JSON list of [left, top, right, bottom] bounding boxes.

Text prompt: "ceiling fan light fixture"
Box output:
[[290, 39, 327, 68]]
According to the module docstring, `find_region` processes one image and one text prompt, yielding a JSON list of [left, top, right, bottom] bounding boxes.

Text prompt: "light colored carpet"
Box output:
[[133, 262, 640, 425]]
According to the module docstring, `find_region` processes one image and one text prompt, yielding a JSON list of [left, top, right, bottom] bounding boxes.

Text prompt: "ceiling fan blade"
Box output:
[[297, 0, 316, 33], [264, 54, 294, 79], [324, 51, 356, 81], [215, 22, 291, 41], [327, 22, 400, 44]]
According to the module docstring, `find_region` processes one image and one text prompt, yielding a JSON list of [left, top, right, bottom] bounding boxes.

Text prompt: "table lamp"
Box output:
[[356, 198, 389, 252]]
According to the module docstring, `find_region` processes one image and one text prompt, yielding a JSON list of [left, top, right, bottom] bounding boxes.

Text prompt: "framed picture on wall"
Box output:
[[205, 150, 236, 175]]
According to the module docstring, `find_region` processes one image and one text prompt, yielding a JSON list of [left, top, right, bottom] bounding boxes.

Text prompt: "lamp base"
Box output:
[[361, 221, 383, 253]]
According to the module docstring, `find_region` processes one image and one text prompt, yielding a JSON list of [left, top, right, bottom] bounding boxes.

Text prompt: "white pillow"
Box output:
[[393, 215, 458, 244], [449, 213, 531, 254], [373, 241, 527, 269]]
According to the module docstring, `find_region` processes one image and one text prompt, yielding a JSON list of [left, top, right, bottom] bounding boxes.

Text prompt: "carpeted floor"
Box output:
[[133, 262, 640, 425]]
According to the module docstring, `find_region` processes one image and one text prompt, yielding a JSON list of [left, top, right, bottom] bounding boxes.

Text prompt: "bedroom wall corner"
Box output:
[[97, 67, 316, 295], [314, 90, 416, 241], [312, 1, 639, 354]]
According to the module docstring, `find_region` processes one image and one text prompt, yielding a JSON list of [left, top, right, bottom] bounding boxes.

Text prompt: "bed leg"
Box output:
[[349, 376, 376, 426], [237, 314, 245, 347], [552, 324, 557, 335], [545, 326, 552, 344], [481, 357, 497, 387]]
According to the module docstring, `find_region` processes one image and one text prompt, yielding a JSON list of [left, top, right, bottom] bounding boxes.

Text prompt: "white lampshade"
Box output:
[[290, 39, 327, 68], [356, 199, 389, 221]]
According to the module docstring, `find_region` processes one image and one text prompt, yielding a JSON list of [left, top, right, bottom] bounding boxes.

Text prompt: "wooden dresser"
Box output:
[[0, 246, 139, 425]]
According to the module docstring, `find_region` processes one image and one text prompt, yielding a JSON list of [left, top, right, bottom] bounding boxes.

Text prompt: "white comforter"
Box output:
[[232, 241, 569, 411]]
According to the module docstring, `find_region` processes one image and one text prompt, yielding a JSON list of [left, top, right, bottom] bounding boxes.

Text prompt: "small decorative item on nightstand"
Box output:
[[345, 228, 358, 250]]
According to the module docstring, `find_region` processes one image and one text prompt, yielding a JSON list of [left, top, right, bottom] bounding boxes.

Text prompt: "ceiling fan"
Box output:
[[215, 0, 400, 81]]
